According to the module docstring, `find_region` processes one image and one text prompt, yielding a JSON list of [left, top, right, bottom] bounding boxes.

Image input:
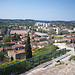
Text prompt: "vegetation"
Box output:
[[0, 59, 20, 68], [0, 52, 7, 61], [48, 31, 56, 35], [0, 19, 75, 28], [69, 55, 75, 61], [31, 30, 35, 34], [25, 33, 32, 59], [38, 29, 48, 33], [3, 35, 11, 43], [35, 40, 40, 43], [12, 33, 21, 41], [0, 48, 66, 75], [33, 44, 59, 56]]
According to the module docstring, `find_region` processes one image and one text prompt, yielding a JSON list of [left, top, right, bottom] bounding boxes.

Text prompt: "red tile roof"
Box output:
[[13, 44, 23, 48], [0, 47, 3, 51], [52, 39, 55, 41], [9, 50, 16, 52], [5, 47, 12, 50], [23, 38, 27, 41], [31, 47, 36, 52], [64, 37, 75, 40], [9, 42, 15, 44], [14, 49, 25, 54]]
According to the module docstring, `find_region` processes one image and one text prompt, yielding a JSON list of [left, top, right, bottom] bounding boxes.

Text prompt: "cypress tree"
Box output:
[[25, 32, 32, 59]]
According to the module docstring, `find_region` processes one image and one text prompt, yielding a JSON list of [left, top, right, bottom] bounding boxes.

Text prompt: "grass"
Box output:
[[32, 43, 59, 56], [69, 55, 75, 61]]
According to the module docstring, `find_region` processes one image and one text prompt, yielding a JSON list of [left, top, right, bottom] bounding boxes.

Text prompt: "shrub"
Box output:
[[69, 55, 75, 61], [0, 59, 20, 68]]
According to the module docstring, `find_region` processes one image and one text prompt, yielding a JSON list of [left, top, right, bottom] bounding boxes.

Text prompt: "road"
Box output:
[[21, 43, 75, 75]]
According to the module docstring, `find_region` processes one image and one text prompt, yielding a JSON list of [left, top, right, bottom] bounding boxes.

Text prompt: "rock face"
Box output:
[[27, 61, 75, 75]]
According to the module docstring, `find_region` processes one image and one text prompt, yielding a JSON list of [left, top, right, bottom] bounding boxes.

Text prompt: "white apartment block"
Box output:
[[35, 22, 51, 27], [56, 28, 61, 34]]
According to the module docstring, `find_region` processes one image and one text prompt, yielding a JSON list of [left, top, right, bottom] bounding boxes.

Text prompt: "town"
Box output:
[[0, 19, 75, 64], [0, 0, 75, 75]]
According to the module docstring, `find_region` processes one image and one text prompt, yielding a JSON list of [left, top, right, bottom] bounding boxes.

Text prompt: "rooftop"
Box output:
[[13, 44, 24, 48]]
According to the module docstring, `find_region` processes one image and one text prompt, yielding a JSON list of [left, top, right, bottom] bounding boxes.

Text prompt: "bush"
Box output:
[[0, 59, 20, 68], [69, 55, 75, 61], [33, 44, 59, 56]]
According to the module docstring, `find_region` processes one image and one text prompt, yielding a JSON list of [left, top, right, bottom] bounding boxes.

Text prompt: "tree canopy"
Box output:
[[3, 35, 11, 43], [25, 33, 32, 59]]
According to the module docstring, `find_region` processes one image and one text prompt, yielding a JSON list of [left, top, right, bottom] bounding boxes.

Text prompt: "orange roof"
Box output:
[[64, 37, 75, 40], [20, 35, 27, 38], [31, 47, 36, 51], [9, 50, 16, 52], [23, 38, 27, 41], [5, 47, 12, 50], [30, 39, 34, 41], [9, 42, 15, 44], [14, 49, 25, 54], [13, 44, 23, 48], [0, 47, 3, 51], [11, 30, 27, 34], [41, 37, 46, 39], [35, 37, 41, 39], [31, 42, 37, 44], [42, 35, 47, 36], [0, 43, 4, 45], [52, 39, 55, 41]]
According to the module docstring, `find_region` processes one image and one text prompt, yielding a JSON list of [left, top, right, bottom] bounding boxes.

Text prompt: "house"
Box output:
[[21, 38, 27, 42], [18, 41, 26, 45], [51, 39, 55, 43], [62, 29, 69, 34], [55, 39, 66, 43], [56, 28, 62, 34], [0, 36, 3, 40], [38, 44, 47, 48], [30, 39, 35, 42], [37, 41, 48, 48], [64, 37, 75, 43], [73, 28, 75, 31], [0, 47, 4, 52], [40, 37, 47, 41], [34, 37, 47, 41], [12, 44, 24, 50], [37, 41, 48, 46], [34, 37, 41, 41], [6, 42, 15, 46], [31, 42, 37, 46], [20, 35, 27, 39], [10, 30, 27, 35], [0, 43, 4, 47], [31, 47, 36, 52], [5, 47, 12, 51], [41, 35, 48, 37], [30, 34, 38, 39], [8, 49, 25, 59]]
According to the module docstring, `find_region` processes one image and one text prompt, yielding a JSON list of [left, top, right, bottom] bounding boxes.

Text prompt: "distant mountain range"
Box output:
[[0, 19, 75, 23]]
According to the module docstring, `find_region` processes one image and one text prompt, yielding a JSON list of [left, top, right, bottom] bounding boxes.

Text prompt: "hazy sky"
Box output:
[[0, 0, 75, 21]]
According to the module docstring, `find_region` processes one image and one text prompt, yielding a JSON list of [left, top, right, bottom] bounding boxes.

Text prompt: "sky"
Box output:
[[0, 0, 75, 21]]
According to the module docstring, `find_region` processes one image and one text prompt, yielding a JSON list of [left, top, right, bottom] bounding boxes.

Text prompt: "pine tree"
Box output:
[[25, 32, 32, 59]]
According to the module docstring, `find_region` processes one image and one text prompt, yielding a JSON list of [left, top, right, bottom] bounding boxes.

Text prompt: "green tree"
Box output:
[[31, 30, 35, 34], [25, 33, 32, 59], [3, 35, 11, 43], [0, 53, 5, 61], [13, 33, 20, 41]]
